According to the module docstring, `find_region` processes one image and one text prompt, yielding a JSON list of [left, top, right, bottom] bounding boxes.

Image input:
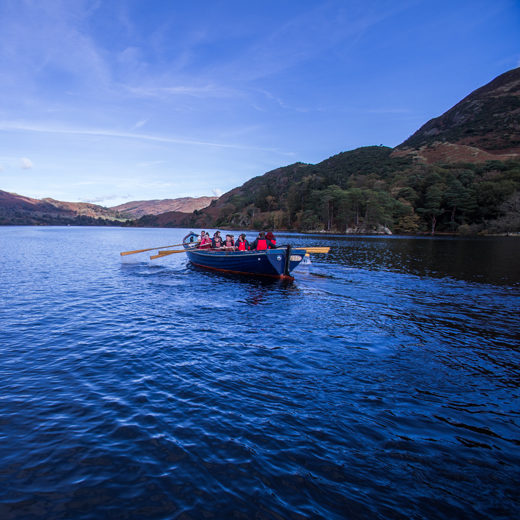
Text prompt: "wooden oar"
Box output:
[[120, 242, 188, 256], [302, 247, 330, 253], [150, 249, 196, 260], [275, 246, 330, 253]]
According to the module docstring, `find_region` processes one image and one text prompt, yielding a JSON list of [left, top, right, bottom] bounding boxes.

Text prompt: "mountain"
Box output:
[[0, 190, 126, 225], [40, 198, 121, 219], [394, 67, 520, 163], [132, 68, 520, 235], [111, 196, 217, 218], [0, 191, 217, 225]]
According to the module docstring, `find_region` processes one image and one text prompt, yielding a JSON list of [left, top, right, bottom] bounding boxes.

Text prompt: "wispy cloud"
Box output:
[[20, 157, 33, 169], [214, 3, 400, 82], [77, 195, 122, 204], [0, 120, 293, 155], [125, 83, 239, 100], [132, 119, 148, 129], [0, 1, 110, 92]]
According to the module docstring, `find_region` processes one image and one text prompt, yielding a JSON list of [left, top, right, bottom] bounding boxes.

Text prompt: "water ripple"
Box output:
[[0, 228, 519, 519]]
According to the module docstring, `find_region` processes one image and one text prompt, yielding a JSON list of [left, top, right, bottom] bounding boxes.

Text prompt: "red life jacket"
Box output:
[[238, 241, 247, 251], [270, 239, 276, 246], [256, 239, 267, 250]]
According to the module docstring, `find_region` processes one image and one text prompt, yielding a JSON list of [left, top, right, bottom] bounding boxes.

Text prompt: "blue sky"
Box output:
[[0, 0, 518, 206]]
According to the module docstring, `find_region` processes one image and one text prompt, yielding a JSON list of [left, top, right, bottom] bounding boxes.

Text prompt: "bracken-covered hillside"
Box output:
[[397, 68, 520, 155]]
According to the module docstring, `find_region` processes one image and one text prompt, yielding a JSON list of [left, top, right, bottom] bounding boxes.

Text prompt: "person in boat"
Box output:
[[235, 233, 250, 251], [199, 231, 212, 249], [251, 231, 274, 251], [266, 231, 276, 248], [212, 231, 223, 249], [223, 234, 235, 250]]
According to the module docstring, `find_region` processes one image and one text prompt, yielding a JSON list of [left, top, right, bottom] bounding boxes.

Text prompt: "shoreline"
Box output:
[[1, 222, 519, 238]]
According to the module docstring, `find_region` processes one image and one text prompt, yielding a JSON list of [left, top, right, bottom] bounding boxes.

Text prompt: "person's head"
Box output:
[[239, 234, 246, 241], [259, 231, 265, 238], [201, 230, 206, 236], [266, 231, 274, 240]]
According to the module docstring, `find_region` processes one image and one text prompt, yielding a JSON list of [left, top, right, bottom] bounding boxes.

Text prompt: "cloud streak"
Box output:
[[126, 84, 239, 100], [0, 120, 293, 155]]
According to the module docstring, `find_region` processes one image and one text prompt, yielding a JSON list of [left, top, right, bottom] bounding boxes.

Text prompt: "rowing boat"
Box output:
[[182, 232, 306, 280]]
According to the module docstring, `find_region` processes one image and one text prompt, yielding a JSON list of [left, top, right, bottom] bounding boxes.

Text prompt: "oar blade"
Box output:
[[304, 247, 330, 254]]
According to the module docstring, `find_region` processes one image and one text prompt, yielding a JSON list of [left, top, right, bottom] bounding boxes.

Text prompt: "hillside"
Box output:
[[112, 196, 217, 218], [0, 191, 217, 226], [0, 190, 126, 226], [395, 67, 520, 162], [132, 68, 520, 235]]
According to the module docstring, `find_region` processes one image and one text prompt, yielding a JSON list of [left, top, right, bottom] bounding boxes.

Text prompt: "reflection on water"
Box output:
[[0, 227, 519, 519], [282, 233, 520, 286]]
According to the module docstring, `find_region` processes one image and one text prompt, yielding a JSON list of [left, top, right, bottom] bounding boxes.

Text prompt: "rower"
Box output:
[[236, 234, 250, 251], [223, 234, 235, 250], [251, 231, 271, 250], [212, 231, 223, 249], [266, 231, 276, 248], [199, 231, 212, 249]]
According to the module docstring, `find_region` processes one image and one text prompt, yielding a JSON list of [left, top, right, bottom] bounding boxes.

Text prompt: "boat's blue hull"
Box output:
[[186, 249, 305, 279], [182, 234, 305, 279]]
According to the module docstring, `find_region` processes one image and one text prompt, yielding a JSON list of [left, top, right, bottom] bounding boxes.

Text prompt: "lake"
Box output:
[[0, 226, 519, 519]]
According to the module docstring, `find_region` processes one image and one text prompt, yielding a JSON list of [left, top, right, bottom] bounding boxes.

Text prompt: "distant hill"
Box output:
[[132, 68, 520, 235], [112, 196, 217, 218], [40, 198, 121, 219], [0, 191, 217, 226], [0, 190, 125, 225]]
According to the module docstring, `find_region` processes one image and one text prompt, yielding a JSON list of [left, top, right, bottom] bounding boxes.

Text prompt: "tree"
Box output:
[[417, 184, 444, 234], [265, 195, 276, 211], [488, 191, 520, 233], [342, 188, 365, 227], [444, 177, 466, 228], [317, 185, 344, 231]]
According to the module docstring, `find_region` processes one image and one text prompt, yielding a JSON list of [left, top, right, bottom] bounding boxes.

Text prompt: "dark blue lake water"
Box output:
[[1, 226, 519, 519]]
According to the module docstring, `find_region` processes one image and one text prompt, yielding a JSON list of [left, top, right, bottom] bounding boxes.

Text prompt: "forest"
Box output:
[[207, 147, 520, 235]]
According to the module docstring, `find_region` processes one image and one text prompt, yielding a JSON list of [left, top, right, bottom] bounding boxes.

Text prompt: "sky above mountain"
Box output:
[[0, 0, 518, 206]]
